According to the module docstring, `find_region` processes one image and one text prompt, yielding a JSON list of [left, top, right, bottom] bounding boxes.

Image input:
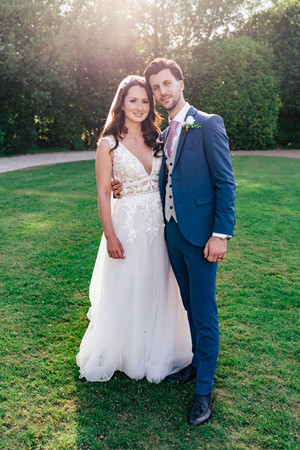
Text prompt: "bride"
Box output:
[[76, 75, 192, 382]]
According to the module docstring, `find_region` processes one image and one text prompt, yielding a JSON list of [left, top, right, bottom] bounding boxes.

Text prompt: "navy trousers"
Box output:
[[165, 219, 219, 395]]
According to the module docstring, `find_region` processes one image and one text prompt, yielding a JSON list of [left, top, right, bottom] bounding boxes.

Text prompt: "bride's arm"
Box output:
[[96, 140, 125, 259]]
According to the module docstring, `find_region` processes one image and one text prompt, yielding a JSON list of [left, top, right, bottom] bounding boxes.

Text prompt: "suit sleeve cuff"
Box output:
[[212, 233, 230, 239]]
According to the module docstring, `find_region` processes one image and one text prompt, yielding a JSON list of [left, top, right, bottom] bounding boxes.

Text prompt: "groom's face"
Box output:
[[149, 69, 184, 115]]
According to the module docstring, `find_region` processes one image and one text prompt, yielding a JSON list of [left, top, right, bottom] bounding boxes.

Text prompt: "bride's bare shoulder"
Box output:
[[97, 136, 116, 158]]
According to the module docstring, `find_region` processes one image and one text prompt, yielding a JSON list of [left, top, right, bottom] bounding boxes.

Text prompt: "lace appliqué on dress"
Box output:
[[120, 193, 164, 244], [100, 136, 164, 244]]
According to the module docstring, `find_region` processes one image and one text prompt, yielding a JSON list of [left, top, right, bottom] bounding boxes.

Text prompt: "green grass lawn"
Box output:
[[0, 157, 299, 449]]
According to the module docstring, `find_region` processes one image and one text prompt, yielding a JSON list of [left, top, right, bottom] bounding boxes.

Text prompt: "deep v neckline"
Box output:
[[119, 142, 154, 176]]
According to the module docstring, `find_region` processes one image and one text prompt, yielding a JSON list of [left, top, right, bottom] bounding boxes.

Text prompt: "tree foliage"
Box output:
[[0, 0, 297, 154], [189, 36, 280, 150], [242, 0, 300, 147], [0, 0, 74, 152], [243, 0, 300, 113]]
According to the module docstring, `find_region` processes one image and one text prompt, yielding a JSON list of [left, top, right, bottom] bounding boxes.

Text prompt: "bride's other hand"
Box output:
[[111, 179, 123, 198], [106, 235, 125, 259]]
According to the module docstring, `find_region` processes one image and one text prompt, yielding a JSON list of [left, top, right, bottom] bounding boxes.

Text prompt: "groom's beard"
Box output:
[[158, 86, 182, 112]]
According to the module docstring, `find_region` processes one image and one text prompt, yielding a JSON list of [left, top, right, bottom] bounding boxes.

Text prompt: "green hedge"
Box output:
[[189, 36, 280, 150]]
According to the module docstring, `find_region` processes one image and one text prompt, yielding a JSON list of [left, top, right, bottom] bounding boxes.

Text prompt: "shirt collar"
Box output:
[[169, 102, 190, 125]]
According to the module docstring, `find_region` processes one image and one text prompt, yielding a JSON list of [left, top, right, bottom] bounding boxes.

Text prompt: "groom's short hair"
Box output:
[[144, 58, 184, 84]]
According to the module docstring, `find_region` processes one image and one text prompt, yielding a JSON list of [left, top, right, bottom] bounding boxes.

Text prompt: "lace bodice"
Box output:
[[100, 136, 164, 243], [101, 135, 161, 196]]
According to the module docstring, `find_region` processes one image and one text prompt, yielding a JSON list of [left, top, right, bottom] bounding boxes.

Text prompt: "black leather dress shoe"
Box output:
[[164, 364, 197, 382], [189, 394, 212, 425]]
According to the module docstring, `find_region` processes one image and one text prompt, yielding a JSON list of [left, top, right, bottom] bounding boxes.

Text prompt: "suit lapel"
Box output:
[[174, 106, 198, 167], [173, 126, 187, 167]]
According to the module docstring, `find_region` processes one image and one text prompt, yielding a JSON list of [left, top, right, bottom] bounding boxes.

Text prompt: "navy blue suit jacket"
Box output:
[[159, 106, 236, 247]]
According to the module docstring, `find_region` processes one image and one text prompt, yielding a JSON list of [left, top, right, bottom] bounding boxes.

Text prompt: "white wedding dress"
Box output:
[[76, 136, 192, 382]]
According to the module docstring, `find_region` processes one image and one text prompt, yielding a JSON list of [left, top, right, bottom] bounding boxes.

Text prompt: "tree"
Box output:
[[189, 36, 280, 149], [0, 0, 140, 152], [242, 0, 300, 147], [0, 0, 74, 153], [0, 0, 292, 153], [62, 0, 141, 147]]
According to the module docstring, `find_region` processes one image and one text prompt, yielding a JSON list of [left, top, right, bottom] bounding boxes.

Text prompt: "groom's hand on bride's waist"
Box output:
[[111, 179, 123, 198]]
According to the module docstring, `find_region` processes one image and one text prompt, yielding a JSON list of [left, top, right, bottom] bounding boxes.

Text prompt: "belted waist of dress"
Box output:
[[119, 175, 159, 197]]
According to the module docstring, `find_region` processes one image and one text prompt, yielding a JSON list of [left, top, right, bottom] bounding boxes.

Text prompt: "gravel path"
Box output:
[[0, 149, 299, 174], [0, 151, 96, 174], [231, 149, 300, 158]]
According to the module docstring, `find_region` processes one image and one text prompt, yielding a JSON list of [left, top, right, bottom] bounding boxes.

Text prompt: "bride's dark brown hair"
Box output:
[[100, 76, 162, 156]]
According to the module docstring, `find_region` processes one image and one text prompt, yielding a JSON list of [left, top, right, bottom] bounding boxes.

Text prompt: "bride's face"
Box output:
[[122, 85, 150, 124]]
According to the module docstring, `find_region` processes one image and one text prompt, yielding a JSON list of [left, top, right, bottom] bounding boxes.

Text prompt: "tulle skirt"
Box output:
[[76, 194, 192, 382]]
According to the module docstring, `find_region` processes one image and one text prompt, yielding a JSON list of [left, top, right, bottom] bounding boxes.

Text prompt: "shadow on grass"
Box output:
[[74, 370, 226, 449]]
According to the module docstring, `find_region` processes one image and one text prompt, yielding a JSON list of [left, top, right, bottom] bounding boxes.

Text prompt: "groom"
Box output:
[[144, 58, 236, 425]]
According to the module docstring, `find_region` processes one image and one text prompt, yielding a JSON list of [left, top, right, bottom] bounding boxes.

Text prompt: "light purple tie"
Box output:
[[166, 120, 179, 157]]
